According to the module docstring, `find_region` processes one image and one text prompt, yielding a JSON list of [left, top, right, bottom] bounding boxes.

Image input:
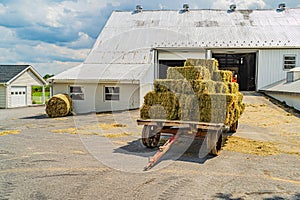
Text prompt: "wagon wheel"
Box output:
[[229, 121, 239, 133], [142, 125, 161, 148], [210, 134, 223, 156]]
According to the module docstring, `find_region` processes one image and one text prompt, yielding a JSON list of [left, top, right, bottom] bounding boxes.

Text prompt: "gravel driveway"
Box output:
[[0, 92, 299, 200]]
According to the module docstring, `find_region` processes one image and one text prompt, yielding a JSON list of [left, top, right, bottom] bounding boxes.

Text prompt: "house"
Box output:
[[49, 4, 300, 113], [0, 65, 47, 108]]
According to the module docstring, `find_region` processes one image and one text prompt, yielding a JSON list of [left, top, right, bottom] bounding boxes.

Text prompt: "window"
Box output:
[[105, 87, 120, 101], [69, 86, 84, 100], [284, 55, 296, 70]]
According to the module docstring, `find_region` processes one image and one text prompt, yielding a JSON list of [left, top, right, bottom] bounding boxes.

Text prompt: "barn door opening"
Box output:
[[213, 53, 256, 91], [158, 60, 185, 79]]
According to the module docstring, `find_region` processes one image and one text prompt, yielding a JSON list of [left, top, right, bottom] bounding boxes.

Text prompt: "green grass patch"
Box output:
[[32, 91, 50, 97]]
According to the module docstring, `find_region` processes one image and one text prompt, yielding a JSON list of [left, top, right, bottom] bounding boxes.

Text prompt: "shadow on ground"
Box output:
[[113, 135, 216, 169], [20, 114, 49, 119], [215, 192, 300, 200]]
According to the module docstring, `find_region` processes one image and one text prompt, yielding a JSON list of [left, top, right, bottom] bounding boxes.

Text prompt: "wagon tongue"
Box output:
[[144, 135, 178, 171]]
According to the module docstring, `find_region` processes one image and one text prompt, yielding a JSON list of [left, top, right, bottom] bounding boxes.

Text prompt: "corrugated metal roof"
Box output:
[[86, 8, 300, 63], [53, 8, 300, 81], [0, 65, 30, 83], [261, 79, 300, 94]]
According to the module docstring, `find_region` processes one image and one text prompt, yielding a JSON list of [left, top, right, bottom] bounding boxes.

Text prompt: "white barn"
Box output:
[[49, 5, 300, 113], [0, 65, 47, 108]]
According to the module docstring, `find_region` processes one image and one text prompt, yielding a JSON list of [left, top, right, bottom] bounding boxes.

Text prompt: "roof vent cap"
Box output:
[[136, 5, 143, 12], [277, 3, 286, 12], [227, 4, 236, 13], [183, 3, 189, 12]]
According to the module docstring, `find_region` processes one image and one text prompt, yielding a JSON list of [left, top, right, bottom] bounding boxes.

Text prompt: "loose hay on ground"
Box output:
[[224, 136, 300, 156], [98, 123, 127, 130], [223, 136, 280, 156], [0, 130, 21, 136]]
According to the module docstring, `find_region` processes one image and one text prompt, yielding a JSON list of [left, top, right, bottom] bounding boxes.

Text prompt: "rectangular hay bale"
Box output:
[[213, 70, 233, 83], [167, 66, 211, 81], [184, 58, 219, 74]]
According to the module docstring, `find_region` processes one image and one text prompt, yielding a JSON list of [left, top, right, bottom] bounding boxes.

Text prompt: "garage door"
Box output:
[[11, 86, 27, 107]]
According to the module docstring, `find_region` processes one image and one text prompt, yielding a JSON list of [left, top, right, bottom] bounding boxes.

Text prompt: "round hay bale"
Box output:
[[46, 94, 72, 118]]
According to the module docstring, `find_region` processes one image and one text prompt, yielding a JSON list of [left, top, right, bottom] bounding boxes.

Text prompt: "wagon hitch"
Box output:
[[144, 134, 178, 171]]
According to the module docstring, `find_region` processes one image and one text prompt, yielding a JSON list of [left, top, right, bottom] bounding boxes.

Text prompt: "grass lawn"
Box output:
[[32, 91, 50, 97], [32, 86, 50, 104]]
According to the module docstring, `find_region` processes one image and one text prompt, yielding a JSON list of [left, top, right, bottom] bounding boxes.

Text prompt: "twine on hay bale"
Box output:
[[46, 94, 72, 118]]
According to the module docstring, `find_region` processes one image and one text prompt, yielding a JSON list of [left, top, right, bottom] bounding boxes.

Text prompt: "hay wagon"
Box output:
[[137, 119, 231, 170]]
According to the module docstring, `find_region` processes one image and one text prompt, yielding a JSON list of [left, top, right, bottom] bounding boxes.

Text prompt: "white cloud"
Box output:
[[68, 32, 95, 49], [32, 43, 89, 62], [158, 4, 166, 10], [212, 0, 266, 9], [0, 26, 16, 45], [0, 3, 5, 14]]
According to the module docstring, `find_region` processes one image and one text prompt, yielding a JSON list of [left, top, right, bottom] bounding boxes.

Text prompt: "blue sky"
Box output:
[[0, 0, 299, 75]]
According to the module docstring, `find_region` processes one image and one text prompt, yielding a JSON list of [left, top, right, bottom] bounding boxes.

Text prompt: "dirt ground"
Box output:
[[0, 92, 299, 200]]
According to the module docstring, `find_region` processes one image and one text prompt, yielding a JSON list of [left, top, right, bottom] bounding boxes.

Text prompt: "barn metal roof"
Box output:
[[51, 63, 151, 82], [53, 8, 300, 81], [261, 79, 300, 94]]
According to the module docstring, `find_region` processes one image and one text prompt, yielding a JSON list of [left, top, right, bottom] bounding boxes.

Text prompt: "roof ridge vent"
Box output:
[[183, 3, 189, 12], [276, 3, 286, 12], [135, 5, 143, 13], [227, 4, 236, 13]]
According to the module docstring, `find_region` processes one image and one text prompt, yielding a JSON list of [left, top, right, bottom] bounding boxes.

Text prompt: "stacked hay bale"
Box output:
[[140, 58, 245, 128], [46, 94, 72, 118]]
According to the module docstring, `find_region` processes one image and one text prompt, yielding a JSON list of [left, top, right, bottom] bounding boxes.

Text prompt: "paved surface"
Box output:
[[0, 93, 299, 200]]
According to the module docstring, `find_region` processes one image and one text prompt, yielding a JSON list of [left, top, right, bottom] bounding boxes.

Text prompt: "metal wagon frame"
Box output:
[[137, 119, 230, 170]]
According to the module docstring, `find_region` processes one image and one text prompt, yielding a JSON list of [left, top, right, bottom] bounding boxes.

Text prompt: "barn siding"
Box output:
[[95, 83, 140, 113], [158, 50, 206, 60], [52, 83, 140, 114], [257, 49, 300, 90], [0, 85, 6, 108], [265, 92, 300, 111]]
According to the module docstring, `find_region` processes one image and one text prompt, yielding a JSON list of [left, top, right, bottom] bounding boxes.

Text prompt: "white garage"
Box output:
[[0, 65, 47, 108]]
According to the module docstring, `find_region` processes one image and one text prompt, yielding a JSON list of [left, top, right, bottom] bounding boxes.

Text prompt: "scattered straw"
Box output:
[[52, 126, 139, 139], [53, 117, 68, 121], [104, 132, 130, 138], [98, 123, 127, 130], [223, 136, 280, 156], [0, 130, 21, 136], [246, 104, 267, 108], [52, 128, 77, 134]]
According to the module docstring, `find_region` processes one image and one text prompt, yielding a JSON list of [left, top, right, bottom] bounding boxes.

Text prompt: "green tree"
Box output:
[[43, 74, 54, 80]]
